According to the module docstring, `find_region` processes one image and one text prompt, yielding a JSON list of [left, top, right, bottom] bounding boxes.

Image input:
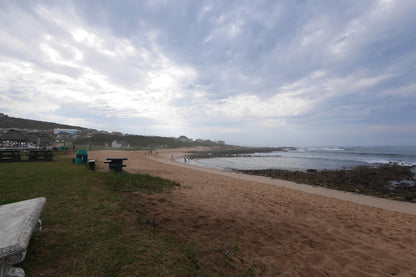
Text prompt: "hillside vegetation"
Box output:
[[0, 113, 88, 130], [73, 134, 224, 149], [0, 113, 226, 149]]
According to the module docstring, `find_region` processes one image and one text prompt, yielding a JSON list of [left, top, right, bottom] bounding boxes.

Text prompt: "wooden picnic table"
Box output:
[[0, 149, 21, 161], [104, 158, 127, 172], [0, 149, 54, 162], [28, 150, 53, 161]]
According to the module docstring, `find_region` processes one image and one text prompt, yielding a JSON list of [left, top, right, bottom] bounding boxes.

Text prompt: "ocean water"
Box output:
[[187, 146, 416, 171]]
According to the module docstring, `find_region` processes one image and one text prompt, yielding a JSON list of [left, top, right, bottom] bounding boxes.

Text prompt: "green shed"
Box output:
[[75, 150, 88, 164]]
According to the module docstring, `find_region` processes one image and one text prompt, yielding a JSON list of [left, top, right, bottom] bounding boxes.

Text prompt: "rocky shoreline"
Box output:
[[186, 146, 295, 159], [238, 165, 416, 203]]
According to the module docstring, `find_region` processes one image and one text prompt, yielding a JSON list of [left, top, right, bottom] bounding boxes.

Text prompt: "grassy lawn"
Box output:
[[0, 157, 203, 276]]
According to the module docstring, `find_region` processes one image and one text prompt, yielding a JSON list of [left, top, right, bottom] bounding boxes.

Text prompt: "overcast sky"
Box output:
[[1, 0, 415, 146]]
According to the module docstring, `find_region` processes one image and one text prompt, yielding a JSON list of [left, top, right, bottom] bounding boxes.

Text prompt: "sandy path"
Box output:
[[89, 149, 416, 276]]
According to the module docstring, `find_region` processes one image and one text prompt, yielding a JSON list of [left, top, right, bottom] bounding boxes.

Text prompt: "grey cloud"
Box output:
[[2, 0, 416, 146]]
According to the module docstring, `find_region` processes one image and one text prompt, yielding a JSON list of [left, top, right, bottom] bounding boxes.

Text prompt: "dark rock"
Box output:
[[237, 165, 416, 202]]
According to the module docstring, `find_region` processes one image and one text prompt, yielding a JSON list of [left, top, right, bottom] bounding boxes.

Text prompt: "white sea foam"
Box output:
[[321, 147, 345, 151], [388, 160, 416, 166]]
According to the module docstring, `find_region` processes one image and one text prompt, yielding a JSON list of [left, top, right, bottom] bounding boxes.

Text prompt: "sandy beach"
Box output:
[[88, 149, 416, 276]]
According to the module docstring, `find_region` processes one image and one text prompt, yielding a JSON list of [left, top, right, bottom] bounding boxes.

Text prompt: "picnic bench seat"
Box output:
[[104, 158, 127, 173], [0, 197, 46, 277], [88, 160, 96, 170]]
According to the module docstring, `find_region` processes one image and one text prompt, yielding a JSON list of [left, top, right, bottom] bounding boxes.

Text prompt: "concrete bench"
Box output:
[[88, 160, 96, 170], [0, 197, 46, 277]]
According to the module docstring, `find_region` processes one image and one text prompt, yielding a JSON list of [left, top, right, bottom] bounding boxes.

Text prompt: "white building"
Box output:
[[111, 140, 129, 149], [54, 129, 79, 135]]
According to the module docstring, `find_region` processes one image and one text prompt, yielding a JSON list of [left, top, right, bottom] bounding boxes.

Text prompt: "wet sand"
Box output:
[[88, 149, 416, 276]]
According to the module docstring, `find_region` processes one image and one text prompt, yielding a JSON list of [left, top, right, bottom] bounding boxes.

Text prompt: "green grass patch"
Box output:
[[102, 171, 180, 193], [0, 158, 203, 276]]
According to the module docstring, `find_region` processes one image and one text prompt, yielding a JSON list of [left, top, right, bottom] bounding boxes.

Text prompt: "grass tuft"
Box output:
[[102, 172, 180, 193]]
